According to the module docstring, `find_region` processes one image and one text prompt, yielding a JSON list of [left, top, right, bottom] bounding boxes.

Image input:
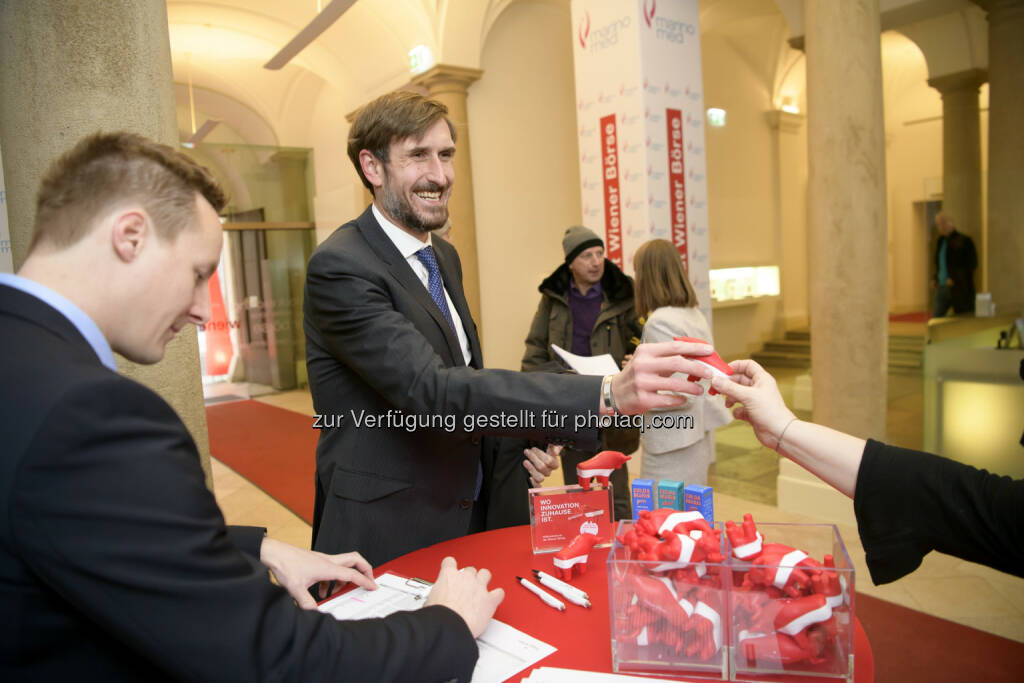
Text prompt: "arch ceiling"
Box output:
[[165, 0, 988, 144]]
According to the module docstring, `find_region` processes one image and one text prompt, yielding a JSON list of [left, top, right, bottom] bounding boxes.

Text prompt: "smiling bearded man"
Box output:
[[304, 91, 719, 566], [302, 91, 599, 565]]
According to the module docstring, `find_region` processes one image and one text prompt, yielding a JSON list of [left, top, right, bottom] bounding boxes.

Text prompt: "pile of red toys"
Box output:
[[611, 510, 850, 673]]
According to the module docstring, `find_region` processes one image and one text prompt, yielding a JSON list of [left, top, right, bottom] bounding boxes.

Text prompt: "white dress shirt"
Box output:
[[372, 204, 472, 365]]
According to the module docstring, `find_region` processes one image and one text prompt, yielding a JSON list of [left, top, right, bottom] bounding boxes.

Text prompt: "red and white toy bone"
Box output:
[[738, 631, 823, 666], [636, 509, 716, 539], [641, 530, 724, 576], [744, 546, 824, 598], [626, 573, 694, 631], [576, 450, 630, 490], [674, 336, 734, 395], [725, 513, 764, 560], [813, 555, 847, 607], [553, 532, 603, 580]]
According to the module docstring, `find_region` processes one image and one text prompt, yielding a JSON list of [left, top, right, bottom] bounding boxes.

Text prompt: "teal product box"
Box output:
[[630, 478, 655, 514], [657, 479, 685, 510], [684, 484, 713, 524]]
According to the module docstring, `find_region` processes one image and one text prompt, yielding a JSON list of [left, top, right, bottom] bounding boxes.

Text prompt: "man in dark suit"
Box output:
[[931, 212, 978, 317], [305, 91, 719, 565], [1, 132, 502, 681]]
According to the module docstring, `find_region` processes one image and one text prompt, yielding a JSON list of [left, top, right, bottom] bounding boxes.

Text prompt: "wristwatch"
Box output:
[[601, 374, 617, 414]]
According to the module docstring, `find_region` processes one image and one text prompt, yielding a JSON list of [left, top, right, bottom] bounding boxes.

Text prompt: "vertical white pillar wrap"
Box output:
[[570, 0, 713, 318]]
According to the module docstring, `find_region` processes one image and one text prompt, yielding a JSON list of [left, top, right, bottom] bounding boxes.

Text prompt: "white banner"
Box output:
[[0, 146, 12, 273], [571, 0, 711, 315]]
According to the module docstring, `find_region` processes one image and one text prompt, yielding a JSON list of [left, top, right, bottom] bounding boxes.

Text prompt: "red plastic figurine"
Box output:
[[553, 532, 603, 580], [674, 336, 734, 395], [576, 450, 631, 490]]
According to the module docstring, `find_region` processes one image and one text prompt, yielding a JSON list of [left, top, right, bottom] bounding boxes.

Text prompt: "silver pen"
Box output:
[[532, 571, 592, 608], [516, 576, 566, 612], [532, 569, 591, 603]]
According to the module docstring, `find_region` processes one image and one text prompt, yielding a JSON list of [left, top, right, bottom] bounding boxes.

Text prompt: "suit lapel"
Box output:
[[355, 207, 467, 365]]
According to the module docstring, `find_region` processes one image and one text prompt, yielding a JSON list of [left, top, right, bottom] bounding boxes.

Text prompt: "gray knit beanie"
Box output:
[[562, 225, 604, 264]]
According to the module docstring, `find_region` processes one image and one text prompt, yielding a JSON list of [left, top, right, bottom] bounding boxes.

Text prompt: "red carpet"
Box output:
[[206, 400, 316, 524], [888, 310, 930, 323], [856, 592, 1024, 681]]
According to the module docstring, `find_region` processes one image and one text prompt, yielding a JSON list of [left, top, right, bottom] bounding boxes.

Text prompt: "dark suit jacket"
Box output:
[[304, 206, 601, 565], [933, 229, 977, 313], [0, 284, 477, 682]]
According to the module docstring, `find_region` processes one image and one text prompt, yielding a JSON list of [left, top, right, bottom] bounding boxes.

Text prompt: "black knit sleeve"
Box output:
[[853, 439, 1024, 584]]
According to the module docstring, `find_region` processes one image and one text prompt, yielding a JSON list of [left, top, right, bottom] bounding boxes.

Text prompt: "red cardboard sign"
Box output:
[[529, 485, 614, 554]]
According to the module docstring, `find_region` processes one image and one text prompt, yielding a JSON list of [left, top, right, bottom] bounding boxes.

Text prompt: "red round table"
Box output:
[[378, 525, 874, 682]]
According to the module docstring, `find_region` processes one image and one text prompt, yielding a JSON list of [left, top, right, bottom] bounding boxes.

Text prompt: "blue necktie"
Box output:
[[415, 245, 481, 500], [415, 245, 458, 334]]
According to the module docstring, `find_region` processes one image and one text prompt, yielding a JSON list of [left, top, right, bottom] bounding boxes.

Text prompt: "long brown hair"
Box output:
[[633, 238, 698, 318]]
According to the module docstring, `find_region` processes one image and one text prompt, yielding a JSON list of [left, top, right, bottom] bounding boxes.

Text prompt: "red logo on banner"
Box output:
[[643, 0, 657, 28], [578, 11, 591, 48], [666, 108, 688, 269], [600, 114, 623, 267]]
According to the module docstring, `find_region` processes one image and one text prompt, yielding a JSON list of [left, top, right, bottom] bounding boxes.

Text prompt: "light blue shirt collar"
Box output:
[[0, 273, 118, 371]]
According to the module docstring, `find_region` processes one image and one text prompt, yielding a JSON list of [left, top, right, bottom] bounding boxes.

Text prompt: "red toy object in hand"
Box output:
[[674, 336, 733, 395], [553, 533, 603, 580], [576, 450, 631, 490]]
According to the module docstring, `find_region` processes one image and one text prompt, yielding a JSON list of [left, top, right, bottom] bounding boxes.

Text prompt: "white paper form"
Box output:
[[522, 667, 708, 682], [550, 344, 620, 376], [318, 573, 556, 683]]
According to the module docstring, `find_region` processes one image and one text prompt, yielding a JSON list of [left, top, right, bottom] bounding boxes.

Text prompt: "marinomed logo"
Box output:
[[578, 10, 631, 52], [642, 0, 697, 44], [578, 10, 590, 48], [643, 0, 656, 28]]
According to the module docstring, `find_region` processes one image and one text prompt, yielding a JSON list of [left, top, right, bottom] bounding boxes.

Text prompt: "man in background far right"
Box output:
[[931, 212, 977, 317]]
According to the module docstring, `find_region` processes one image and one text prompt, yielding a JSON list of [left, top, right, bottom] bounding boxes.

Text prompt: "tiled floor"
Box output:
[[210, 333, 1024, 644]]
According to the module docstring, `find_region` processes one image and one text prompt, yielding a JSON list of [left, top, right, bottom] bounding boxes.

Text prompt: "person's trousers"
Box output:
[[933, 285, 953, 318]]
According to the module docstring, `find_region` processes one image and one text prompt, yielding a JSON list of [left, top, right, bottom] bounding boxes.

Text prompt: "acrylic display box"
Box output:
[[607, 520, 855, 681]]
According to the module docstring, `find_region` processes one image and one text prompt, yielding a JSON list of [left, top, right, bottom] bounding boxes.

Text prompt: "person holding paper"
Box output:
[[632, 239, 732, 486], [0, 132, 502, 681], [520, 225, 643, 520]]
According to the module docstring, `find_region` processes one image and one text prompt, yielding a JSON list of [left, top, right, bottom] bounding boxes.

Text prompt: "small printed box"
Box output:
[[684, 484, 713, 525], [657, 479, 685, 510], [630, 478, 655, 515]]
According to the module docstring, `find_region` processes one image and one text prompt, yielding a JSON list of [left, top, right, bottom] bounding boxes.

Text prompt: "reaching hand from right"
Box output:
[[711, 359, 797, 451]]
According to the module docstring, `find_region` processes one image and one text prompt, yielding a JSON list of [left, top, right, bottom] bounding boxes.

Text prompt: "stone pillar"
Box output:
[[983, 0, 1024, 313], [765, 110, 808, 330], [0, 0, 215, 485], [927, 69, 986, 251], [413, 64, 484, 330], [779, 0, 888, 525]]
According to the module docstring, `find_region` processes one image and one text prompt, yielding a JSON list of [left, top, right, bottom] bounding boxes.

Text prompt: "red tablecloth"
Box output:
[[378, 525, 874, 682]]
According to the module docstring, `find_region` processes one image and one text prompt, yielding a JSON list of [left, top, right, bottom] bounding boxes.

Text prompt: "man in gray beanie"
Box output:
[[520, 226, 642, 520]]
